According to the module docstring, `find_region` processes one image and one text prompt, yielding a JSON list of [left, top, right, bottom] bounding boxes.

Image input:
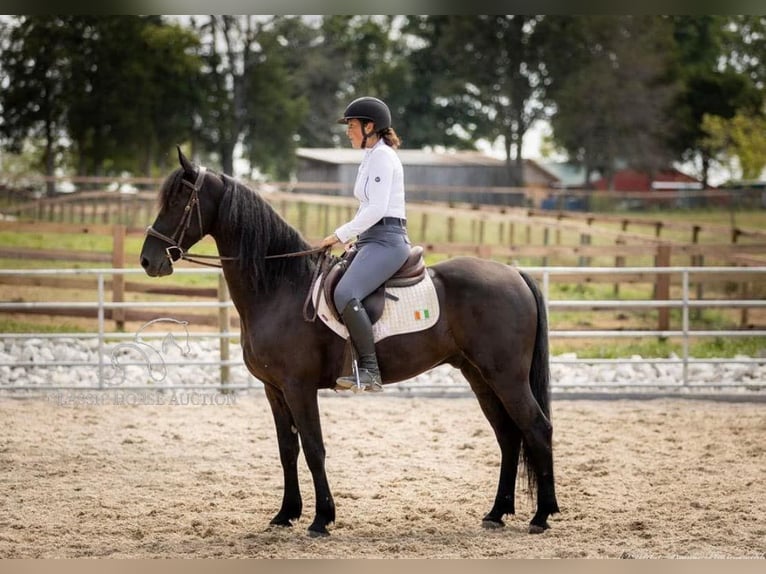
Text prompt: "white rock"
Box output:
[[0, 337, 764, 393]]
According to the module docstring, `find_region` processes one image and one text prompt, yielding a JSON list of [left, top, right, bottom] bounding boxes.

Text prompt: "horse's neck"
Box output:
[[222, 263, 308, 321]]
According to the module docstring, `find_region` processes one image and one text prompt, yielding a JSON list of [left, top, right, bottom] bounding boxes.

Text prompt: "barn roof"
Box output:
[[536, 161, 593, 188], [297, 148, 507, 167]]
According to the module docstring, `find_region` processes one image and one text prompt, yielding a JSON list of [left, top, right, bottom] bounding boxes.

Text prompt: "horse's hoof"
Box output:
[[482, 519, 505, 529], [528, 522, 549, 534], [308, 527, 330, 538]]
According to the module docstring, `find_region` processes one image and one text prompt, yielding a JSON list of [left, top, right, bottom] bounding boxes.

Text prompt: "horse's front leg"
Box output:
[[264, 385, 303, 527], [282, 381, 336, 537]]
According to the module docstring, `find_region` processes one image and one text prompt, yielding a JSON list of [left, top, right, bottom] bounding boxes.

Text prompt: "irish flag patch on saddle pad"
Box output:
[[312, 270, 441, 343]]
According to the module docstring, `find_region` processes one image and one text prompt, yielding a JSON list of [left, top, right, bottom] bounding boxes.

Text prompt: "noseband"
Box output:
[[145, 166, 237, 268]]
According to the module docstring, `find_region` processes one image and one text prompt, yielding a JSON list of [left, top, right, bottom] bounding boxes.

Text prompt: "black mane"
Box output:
[[217, 174, 314, 293], [161, 168, 314, 294]]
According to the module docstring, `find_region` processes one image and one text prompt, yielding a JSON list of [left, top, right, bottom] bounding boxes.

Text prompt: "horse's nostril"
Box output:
[[140, 256, 150, 269]]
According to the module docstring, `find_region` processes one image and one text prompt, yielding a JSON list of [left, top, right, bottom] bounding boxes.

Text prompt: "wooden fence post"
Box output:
[[614, 237, 625, 296], [578, 233, 591, 267], [655, 243, 671, 332], [740, 277, 750, 328], [112, 224, 126, 330], [321, 203, 330, 236], [297, 201, 307, 234], [218, 274, 231, 388], [691, 226, 703, 320]]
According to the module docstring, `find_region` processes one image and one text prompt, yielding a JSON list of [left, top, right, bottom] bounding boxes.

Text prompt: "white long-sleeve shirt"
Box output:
[[334, 139, 406, 243]]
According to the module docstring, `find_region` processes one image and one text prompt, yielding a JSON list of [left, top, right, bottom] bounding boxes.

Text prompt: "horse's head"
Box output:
[[140, 147, 223, 277]]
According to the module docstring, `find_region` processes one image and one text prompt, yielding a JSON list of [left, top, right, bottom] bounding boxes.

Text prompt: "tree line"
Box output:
[[1, 15, 764, 194]]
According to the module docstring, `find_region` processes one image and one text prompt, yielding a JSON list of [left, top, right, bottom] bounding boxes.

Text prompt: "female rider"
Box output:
[[320, 96, 410, 391]]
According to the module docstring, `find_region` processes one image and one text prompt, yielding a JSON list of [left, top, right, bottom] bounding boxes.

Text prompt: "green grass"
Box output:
[[552, 335, 765, 359], [0, 318, 89, 333]]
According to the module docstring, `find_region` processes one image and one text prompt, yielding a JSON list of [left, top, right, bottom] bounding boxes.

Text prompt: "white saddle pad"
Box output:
[[312, 270, 440, 342]]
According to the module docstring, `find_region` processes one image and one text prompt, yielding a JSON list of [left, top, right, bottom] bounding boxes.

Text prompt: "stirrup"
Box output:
[[335, 360, 382, 393]]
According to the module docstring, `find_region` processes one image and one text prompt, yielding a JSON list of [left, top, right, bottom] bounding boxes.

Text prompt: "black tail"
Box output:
[[519, 271, 551, 493], [519, 271, 551, 419]]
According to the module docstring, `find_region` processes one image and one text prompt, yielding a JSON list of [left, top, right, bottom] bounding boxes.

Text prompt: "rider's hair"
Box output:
[[378, 127, 401, 149]]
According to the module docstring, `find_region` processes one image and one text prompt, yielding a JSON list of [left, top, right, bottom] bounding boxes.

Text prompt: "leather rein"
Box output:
[[145, 166, 329, 268]]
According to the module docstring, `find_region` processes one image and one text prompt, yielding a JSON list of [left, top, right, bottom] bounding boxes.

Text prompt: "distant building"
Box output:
[[535, 161, 594, 189], [535, 161, 707, 210], [592, 168, 704, 192], [295, 148, 557, 205], [537, 160, 706, 192]]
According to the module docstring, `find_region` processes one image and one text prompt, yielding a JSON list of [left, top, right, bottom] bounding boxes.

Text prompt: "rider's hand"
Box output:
[[320, 233, 340, 248]]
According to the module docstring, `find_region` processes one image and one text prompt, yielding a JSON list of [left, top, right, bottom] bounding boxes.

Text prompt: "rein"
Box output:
[[265, 246, 329, 259], [146, 165, 330, 270]]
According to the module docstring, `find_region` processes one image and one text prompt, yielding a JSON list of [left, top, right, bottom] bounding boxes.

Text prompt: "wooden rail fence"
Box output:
[[2, 184, 764, 332]]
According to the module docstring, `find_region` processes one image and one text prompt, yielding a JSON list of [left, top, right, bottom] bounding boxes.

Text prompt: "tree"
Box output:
[[127, 20, 204, 176], [279, 16, 350, 149], [0, 16, 78, 193], [301, 16, 422, 150], [702, 109, 766, 180], [64, 16, 203, 177], [241, 16, 309, 179], [666, 16, 763, 186], [724, 15, 766, 90], [189, 16, 310, 179], [405, 16, 548, 185], [540, 16, 680, 189], [399, 16, 491, 151], [0, 16, 204, 180]]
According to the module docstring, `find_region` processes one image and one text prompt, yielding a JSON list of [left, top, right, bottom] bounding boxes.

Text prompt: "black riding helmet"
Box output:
[[337, 96, 392, 131]]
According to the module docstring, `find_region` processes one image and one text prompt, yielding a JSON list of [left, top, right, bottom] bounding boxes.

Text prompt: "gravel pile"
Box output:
[[1, 336, 764, 396]]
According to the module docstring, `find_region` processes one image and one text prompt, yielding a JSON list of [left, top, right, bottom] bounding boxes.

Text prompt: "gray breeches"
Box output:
[[333, 224, 411, 313]]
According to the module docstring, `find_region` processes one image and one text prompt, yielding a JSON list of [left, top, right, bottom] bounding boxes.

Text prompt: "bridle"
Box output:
[[145, 166, 238, 268], [145, 165, 328, 268]]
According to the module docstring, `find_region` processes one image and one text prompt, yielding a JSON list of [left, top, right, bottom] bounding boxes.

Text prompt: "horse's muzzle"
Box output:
[[140, 254, 174, 277]]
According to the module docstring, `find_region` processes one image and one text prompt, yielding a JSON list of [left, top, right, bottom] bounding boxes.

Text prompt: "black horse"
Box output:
[[140, 149, 559, 536]]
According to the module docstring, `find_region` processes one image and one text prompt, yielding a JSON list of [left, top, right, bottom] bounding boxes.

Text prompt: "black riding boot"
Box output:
[[335, 299, 382, 391]]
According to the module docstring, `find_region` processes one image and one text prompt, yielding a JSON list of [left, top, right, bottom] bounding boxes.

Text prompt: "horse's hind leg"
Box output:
[[264, 385, 303, 528], [489, 373, 559, 533], [460, 363, 523, 528]]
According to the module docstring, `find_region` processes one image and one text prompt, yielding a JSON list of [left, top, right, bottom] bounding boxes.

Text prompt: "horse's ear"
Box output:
[[177, 145, 195, 174]]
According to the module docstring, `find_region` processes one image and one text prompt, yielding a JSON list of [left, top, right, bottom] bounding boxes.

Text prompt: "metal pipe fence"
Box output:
[[0, 266, 764, 396]]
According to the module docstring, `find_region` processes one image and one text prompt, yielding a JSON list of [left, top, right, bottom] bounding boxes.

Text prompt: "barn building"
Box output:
[[295, 148, 557, 205]]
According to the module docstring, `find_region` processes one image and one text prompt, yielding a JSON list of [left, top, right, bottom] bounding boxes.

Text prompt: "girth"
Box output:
[[322, 245, 426, 324]]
